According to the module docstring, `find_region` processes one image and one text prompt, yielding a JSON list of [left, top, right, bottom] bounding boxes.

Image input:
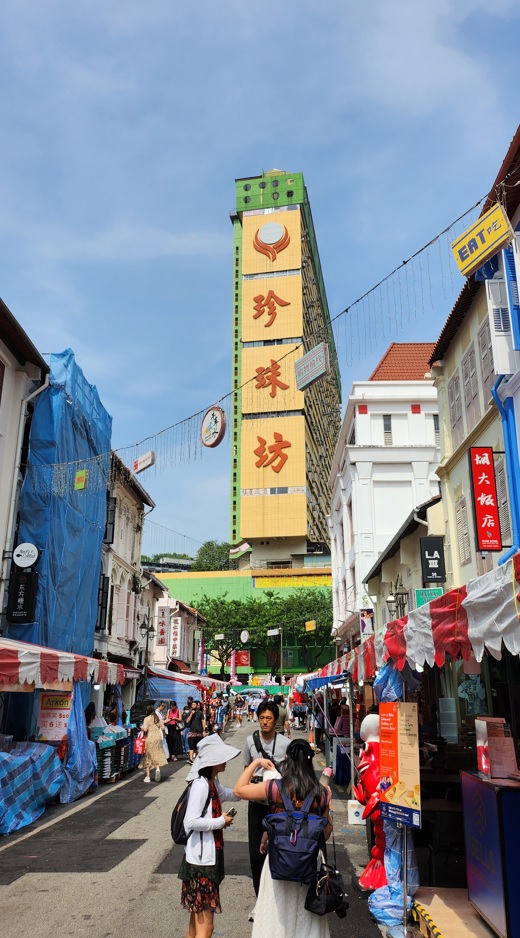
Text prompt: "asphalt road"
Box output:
[[0, 722, 383, 938]]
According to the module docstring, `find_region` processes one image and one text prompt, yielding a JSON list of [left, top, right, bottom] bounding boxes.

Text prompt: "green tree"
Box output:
[[191, 540, 233, 572], [193, 588, 333, 678]]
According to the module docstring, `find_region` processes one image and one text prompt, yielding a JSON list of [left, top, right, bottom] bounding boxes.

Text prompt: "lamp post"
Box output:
[[267, 627, 283, 689], [386, 575, 408, 620], [139, 614, 156, 700]]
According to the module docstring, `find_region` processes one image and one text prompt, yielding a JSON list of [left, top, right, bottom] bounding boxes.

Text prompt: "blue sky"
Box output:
[[1, 1, 519, 555]]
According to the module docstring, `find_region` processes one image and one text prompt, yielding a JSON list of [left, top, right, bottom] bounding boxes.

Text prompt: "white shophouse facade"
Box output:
[[328, 357, 440, 648]]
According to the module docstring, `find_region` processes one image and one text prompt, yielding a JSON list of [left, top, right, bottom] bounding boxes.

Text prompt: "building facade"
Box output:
[[229, 170, 341, 569], [328, 343, 440, 647]]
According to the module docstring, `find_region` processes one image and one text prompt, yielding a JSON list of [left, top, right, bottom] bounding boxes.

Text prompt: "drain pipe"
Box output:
[[491, 375, 520, 565], [0, 373, 50, 625]]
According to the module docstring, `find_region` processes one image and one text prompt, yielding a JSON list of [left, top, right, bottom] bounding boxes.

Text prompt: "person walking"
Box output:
[[186, 700, 206, 763], [181, 698, 193, 756], [140, 704, 168, 783], [234, 739, 332, 938], [241, 699, 291, 920], [165, 700, 183, 761], [179, 734, 240, 938]]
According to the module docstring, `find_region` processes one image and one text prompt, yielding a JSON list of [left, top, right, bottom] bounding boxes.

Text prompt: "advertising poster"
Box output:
[[379, 701, 421, 828], [37, 691, 72, 741]]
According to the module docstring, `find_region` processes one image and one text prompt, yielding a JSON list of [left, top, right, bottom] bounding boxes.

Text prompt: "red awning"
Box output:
[[0, 637, 125, 689], [168, 657, 191, 674]]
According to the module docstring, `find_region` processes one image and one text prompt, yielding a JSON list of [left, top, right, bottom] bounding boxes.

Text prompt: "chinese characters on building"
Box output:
[[254, 433, 291, 473], [469, 447, 502, 551]]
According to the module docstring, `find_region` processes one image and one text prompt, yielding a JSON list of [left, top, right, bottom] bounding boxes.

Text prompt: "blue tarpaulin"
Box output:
[[11, 349, 112, 655], [60, 682, 98, 803], [0, 741, 65, 835]]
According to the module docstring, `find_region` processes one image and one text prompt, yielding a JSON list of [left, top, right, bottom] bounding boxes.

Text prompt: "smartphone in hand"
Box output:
[[227, 807, 237, 818]]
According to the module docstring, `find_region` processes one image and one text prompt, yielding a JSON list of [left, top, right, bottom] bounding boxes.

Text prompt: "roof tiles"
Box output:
[[368, 342, 436, 381]]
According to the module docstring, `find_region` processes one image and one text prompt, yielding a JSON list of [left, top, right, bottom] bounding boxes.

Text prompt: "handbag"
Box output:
[[304, 834, 348, 919], [134, 731, 146, 755]]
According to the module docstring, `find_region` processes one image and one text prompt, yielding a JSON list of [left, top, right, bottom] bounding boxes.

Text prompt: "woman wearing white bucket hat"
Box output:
[[179, 735, 241, 938]]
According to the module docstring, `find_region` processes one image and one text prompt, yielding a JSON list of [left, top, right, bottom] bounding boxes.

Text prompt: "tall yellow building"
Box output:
[[230, 170, 341, 569]]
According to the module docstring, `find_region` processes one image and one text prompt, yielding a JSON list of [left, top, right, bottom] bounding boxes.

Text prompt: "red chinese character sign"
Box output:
[[469, 447, 502, 551], [254, 432, 291, 473], [253, 290, 290, 327], [255, 360, 290, 398], [156, 606, 171, 648]]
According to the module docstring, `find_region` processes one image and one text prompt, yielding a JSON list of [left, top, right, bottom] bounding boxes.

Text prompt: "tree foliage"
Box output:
[[193, 588, 333, 677], [191, 540, 233, 572], [141, 552, 192, 563]]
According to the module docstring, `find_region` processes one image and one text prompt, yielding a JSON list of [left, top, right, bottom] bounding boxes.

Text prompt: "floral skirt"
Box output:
[[179, 850, 224, 914]]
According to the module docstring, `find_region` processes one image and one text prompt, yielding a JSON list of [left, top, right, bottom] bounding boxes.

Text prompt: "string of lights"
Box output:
[[25, 178, 514, 493]]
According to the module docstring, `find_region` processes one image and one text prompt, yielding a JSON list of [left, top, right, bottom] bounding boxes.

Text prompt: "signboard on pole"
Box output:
[[451, 203, 513, 279], [469, 447, 502, 551], [420, 536, 446, 583], [379, 702, 421, 828], [415, 587, 443, 608]]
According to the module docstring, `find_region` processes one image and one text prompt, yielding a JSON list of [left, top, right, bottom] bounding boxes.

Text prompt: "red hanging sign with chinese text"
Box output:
[[469, 447, 502, 551]]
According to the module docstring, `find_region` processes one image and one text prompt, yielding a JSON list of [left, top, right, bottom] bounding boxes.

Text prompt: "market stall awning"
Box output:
[[0, 637, 125, 690], [168, 657, 191, 674], [123, 666, 142, 681], [319, 552, 520, 683], [147, 665, 228, 693]]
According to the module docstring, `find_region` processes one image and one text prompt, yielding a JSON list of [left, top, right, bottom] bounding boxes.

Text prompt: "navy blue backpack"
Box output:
[[263, 780, 329, 883]]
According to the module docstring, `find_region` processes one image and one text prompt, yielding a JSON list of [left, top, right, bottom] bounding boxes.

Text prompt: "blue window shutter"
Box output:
[[503, 246, 520, 349]]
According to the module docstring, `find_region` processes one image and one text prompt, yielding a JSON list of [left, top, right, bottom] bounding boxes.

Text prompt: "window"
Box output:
[[433, 414, 440, 447], [455, 497, 471, 566], [383, 415, 392, 445], [478, 318, 495, 404], [348, 424, 356, 445], [461, 343, 481, 432], [0, 359, 4, 406], [447, 371, 464, 449], [496, 458, 512, 545]]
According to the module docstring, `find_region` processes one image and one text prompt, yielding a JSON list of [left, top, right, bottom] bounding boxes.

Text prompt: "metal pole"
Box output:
[[280, 629, 283, 690], [402, 824, 408, 936], [348, 676, 355, 797]]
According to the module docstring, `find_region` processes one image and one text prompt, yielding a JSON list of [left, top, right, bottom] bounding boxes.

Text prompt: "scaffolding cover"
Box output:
[[12, 349, 112, 655]]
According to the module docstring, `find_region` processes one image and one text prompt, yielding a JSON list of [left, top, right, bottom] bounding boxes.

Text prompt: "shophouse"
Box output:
[[0, 299, 49, 630], [328, 343, 440, 651]]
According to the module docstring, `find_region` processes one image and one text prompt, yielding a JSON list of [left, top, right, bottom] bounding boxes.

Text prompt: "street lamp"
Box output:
[[267, 627, 283, 689], [386, 575, 408, 619], [139, 614, 156, 700]]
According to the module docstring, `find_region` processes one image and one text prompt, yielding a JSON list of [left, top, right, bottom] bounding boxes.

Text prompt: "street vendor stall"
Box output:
[[0, 637, 125, 833]]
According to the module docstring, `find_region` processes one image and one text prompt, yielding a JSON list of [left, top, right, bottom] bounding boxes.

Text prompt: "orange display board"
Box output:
[[241, 275, 303, 343], [379, 701, 422, 828], [241, 344, 304, 414], [242, 209, 302, 276]]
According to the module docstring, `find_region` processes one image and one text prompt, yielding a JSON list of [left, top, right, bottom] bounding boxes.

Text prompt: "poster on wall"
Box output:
[[37, 692, 72, 741], [379, 701, 421, 829]]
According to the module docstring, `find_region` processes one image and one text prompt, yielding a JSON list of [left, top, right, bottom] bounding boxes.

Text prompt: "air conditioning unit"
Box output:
[[486, 276, 520, 375]]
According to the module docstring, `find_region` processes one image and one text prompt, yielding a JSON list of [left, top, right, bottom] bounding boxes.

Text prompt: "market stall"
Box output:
[[0, 637, 126, 833]]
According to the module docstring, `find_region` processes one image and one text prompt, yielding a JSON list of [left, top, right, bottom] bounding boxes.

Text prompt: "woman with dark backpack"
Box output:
[[234, 740, 332, 938]]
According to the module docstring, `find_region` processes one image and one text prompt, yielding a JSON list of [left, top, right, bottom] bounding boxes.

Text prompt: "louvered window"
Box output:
[[496, 458, 512, 545], [433, 414, 440, 447], [383, 414, 392, 445], [455, 497, 471, 566], [447, 372, 464, 449], [0, 359, 4, 406], [462, 343, 481, 432], [478, 318, 495, 404]]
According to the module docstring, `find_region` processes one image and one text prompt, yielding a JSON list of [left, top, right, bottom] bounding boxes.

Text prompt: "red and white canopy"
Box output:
[[319, 553, 520, 683], [0, 637, 125, 690], [148, 665, 229, 693]]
